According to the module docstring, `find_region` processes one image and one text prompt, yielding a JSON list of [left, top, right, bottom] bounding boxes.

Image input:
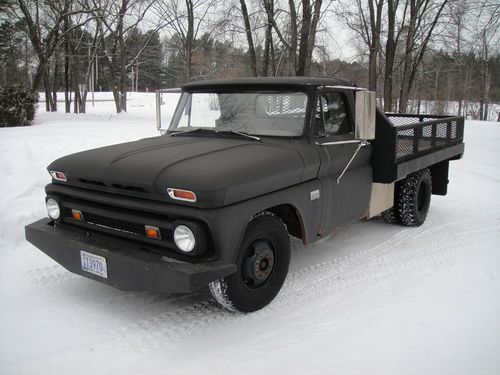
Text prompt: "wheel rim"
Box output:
[[417, 181, 428, 212], [242, 239, 275, 288]]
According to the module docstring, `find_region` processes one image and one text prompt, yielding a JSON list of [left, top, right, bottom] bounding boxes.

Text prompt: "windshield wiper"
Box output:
[[218, 130, 261, 141], [170, 128, 210, 136], [171, 128, 260, 141]]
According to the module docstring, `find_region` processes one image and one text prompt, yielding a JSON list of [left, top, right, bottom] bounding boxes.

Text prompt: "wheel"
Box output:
[[381, 206, 400, 224], [397, 168, 432, 226], [209, 212, 291, 312], [381, 180, 402, 224]]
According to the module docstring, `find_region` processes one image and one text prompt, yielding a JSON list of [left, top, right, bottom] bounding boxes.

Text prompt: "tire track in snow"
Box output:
[[285, 215, 493, 287], [17, 214, 440, 310], [32, 218, 499, 368], [22, 213, 476, 285], [20, 216, 493, 337], [278, 225, 499, 307], [24, 265, 79, 285], [93, 218, 498, 352], [19, 213, 498, 360], [21, 264, 209, 310], [18, 214, 428, 287]]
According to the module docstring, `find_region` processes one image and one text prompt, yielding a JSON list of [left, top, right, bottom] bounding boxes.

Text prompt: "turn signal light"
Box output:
[[145, 225, 161, 240], [49, 171, 67, 181], [167, 188, 197, 202], [71, 209, 83, 221]]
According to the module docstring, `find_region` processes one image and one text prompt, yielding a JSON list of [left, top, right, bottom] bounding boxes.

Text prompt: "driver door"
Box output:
[[313, 89, 373, 234]]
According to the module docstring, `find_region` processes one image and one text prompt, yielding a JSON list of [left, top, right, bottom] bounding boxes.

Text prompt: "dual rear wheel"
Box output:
[[382, 168, 432, 226]]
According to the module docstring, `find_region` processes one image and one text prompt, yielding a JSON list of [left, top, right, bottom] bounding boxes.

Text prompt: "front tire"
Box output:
[[209, 212, 291, 313]]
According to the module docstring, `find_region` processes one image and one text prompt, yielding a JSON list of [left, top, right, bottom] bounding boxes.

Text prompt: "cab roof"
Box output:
[[182, 77, 357, 91]]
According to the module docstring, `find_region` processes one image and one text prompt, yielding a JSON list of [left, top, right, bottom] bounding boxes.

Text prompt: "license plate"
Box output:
[[80, 251, 108, 278]]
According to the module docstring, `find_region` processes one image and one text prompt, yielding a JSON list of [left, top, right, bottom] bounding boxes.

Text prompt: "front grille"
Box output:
[[77, 178, 147, 193], [79, 178, 105, 186], [62, 207, 172, 242], [112, 184, 147, 193]]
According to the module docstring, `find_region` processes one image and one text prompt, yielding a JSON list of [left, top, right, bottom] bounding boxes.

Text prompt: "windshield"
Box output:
[[168, 91, 309, 137]]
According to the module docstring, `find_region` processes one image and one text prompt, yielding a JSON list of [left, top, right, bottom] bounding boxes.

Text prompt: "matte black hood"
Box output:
[[48, 134, 318, 208]]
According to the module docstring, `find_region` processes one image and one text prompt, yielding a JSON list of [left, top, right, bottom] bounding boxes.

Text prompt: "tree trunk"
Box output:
[[367, 0, 383, 92], [296, 0, 311, 76], [398, 2, 418, 114], [119, 45, 127, 112], [383, 0, 397, 112], [288, 0, 297, 75], [304, 0, 322, 76], [239, 0, 258, 76], [118, 35, 127, 112], [43, 70, 56, 112], [185, 0, 194, 82], [112, 87, 121, 113], [64, 17, 70, 113], [51, 55, 59, 112], [261, 0, 274, 76], [72, 68, 78, 114], [480, 30, 490, 121]]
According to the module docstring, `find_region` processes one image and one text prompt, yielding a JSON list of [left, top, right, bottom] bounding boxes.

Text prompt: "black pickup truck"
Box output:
[[25, 77, 465, 312]]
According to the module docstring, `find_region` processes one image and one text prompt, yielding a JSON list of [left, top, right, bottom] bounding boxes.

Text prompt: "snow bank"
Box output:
[[1, 96, 499, 374]]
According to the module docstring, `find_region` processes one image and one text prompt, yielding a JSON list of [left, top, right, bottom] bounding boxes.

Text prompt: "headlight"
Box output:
[[174, 225, 196, 252], [46, 198, 60, 220]]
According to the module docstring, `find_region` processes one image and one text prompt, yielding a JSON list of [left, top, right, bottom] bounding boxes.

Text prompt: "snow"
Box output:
[[1, 93, 499, 375]]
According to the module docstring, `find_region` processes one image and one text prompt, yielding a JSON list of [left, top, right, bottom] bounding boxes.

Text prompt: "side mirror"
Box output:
[[155, 88, 182, 133], [156, 91, 162, 132], [355, 90, 376, 140]]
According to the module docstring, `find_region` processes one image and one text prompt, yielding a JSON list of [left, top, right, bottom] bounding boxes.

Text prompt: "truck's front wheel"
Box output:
[[209, 212, 290, 312]]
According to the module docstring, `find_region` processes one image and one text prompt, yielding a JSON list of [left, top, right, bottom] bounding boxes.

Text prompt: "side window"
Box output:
[[315, 92, 353, 138]]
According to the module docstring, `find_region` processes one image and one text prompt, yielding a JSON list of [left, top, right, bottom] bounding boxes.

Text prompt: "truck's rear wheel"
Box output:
[[381, 206, 400, 224], [209, 212, 290, 313], [397, 168, 432, 226]]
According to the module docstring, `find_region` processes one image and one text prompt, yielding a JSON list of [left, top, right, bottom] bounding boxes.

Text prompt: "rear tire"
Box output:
[[209, 212, 291, 313], [381, 207, 400, 224], [397, 168, 432, 226]]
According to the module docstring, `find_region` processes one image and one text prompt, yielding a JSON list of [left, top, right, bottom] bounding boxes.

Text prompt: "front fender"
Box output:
[[200, 179, 321, 263]]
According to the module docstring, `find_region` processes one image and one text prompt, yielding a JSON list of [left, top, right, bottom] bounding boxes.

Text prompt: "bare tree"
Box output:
[[11, 0, 68, 111], [474, 0, 499, 120], [337, 0, 383, 91], [262, 0, 328, 76], [155, 0, 223, 83], [90, 0, 164, 112], [383, 0, 408, 111], [8, 0, 97, 112], [445, 0, 469, 116], [397, 0, 449, 113]]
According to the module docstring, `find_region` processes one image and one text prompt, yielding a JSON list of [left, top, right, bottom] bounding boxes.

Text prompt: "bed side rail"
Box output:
[[385, 114, 465, 163]]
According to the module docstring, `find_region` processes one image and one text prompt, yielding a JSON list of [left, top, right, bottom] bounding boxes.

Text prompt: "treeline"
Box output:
[[0, 0, 499, 119]]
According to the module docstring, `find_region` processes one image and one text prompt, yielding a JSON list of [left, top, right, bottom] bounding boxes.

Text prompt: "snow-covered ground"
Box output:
[[1, 93, 499, 375]]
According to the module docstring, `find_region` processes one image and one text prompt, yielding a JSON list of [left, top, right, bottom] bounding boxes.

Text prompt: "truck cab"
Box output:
[[26, 77, 465, 312]]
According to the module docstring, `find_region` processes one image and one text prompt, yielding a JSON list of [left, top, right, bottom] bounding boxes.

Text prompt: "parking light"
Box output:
[[49, 171, 67, 181], [167, 188, 197, 202], [145, 225, 161, 240]]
